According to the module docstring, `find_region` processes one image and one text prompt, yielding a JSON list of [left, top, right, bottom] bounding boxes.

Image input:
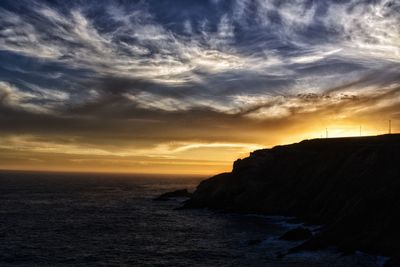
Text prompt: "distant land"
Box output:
[[184, 134, 400, 266]]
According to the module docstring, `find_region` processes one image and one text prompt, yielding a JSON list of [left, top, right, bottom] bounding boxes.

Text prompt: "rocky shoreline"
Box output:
[[182, 134, 400, 266]]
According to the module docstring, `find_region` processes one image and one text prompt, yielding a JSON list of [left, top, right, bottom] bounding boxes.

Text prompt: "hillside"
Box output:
[[184, 134, 400, 263]]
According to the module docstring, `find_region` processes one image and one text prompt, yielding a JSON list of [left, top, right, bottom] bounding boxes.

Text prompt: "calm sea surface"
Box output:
[[0, 171, 386, 266]]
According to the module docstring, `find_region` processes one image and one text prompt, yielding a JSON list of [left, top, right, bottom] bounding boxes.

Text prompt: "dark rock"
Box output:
[[288, 238, 327, 254], [154, 189, 192, 201], [286, 218, 303, 224], [276, 252, 286, 258], [280, 227, 313, 241], [339, 250, 355, 257], [185, 134, 400, 259], [384, 257, 400, 267], [247, 239, 263, 246]]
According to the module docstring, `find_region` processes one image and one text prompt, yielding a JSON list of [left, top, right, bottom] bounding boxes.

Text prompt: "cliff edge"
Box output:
[[184, 134, 400, 261]]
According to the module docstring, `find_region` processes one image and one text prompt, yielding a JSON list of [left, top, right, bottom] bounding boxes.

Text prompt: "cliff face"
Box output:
[[185, 134, 400, 257]]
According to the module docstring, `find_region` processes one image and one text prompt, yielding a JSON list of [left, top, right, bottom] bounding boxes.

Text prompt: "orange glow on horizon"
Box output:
[[1, 118, 396, 176]]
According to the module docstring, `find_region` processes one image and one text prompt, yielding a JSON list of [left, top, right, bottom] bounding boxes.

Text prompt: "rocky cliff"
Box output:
[[184, 134, 400, 261]]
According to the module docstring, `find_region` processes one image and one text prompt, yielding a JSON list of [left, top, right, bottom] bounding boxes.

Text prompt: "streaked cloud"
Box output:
[[0, 0, 399, 174]]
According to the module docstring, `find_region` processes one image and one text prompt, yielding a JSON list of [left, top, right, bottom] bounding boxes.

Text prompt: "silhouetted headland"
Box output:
[[154, 189, 192, 201], [183, 134, 400, 265]]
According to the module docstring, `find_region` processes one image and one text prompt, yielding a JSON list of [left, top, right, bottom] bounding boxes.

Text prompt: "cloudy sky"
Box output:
[[0, 0, 399, 174]]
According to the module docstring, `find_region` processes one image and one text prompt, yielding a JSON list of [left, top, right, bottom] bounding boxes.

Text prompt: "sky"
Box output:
[[0, 0, 399, 175]]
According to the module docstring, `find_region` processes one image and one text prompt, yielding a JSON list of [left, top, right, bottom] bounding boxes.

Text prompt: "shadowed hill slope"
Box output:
[[184, 134, 400, 261]]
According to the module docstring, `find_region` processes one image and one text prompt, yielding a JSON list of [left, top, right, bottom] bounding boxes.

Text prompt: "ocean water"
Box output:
[[0, 171, 386, 266]]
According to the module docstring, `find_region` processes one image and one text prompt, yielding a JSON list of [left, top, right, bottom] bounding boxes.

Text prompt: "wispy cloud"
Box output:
[[0, 0, 398, 112], [0, 81, 69, 113], [0, 0, 399, 172]]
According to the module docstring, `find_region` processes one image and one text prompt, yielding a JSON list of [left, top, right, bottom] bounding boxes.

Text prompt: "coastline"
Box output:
[[183, 134, 400, 265]]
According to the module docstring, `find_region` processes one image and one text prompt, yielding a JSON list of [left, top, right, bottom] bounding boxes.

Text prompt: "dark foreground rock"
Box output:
[[154, 189, 192, 201], [247, 239, 263, 246], [183, 134, 400, 261], [280, 227, 313, 241], [385, 257, 400, 267]]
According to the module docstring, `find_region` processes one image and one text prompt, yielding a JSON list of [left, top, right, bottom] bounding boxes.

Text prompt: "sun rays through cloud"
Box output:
[[0, 0, 399, 174]]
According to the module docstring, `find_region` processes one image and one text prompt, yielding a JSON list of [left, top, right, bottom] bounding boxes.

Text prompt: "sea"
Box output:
[[0, 171, 387, 266]]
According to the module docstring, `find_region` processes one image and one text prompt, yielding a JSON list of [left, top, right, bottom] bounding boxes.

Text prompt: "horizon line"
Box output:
[[2, 133, 398, 176]]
